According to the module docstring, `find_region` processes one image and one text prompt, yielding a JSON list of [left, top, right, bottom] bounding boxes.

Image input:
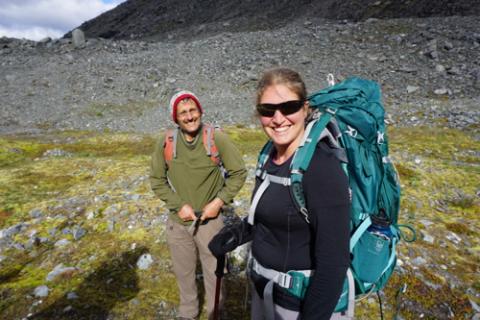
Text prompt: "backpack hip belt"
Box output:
[[250, 257, 355, 319], [251, 257, 313, 291]]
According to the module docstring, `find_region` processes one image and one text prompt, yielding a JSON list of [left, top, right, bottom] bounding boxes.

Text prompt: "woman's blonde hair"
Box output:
[[256, 67, 307, 105]]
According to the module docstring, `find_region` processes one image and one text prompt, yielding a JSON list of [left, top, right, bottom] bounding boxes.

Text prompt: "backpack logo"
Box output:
[[374, 238, 386, 252]]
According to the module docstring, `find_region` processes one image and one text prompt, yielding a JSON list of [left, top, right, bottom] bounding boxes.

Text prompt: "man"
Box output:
[[150, 90, 247, 320]]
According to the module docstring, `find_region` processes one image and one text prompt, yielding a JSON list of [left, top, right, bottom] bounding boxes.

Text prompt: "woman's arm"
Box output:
[[301, 142, 350, 320]]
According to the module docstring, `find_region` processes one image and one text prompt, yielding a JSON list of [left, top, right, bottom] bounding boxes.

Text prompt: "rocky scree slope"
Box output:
[[71, 0, 480, 41], [1, 15, 479, 134]]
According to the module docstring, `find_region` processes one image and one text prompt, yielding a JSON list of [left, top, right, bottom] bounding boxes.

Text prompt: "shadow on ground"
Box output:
[[31, 246, 148, 320]]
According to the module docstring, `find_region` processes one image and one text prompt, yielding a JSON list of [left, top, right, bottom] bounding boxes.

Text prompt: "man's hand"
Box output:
[[178, 204, 197, 222], [201, 197, 224, 221]]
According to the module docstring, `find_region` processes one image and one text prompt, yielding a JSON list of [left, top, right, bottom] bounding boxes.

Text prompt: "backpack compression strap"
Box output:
[[163, 124, 221, 167]]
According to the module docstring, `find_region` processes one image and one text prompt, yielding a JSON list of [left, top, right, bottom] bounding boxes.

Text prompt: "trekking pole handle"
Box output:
[[215, 254, 226, 278]]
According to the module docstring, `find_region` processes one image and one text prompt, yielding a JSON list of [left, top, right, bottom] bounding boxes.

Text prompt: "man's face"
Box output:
[[176, 99, 202, 140]]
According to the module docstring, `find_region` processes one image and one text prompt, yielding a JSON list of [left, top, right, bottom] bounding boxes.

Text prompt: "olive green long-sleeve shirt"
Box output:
[[150, 126, 247, 225]]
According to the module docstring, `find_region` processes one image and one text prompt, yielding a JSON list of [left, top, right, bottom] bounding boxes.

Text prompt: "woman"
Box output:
[[209, 68, 350, 320]]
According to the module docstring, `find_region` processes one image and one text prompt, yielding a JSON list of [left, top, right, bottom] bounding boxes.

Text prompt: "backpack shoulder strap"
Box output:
[[163, 128, 178, 166], [247, 140, 275, 225], [254, 140, 274, 179], [289, 111, 334, 223], [202, 123, 222, 166], [164, 124, 222, 167]]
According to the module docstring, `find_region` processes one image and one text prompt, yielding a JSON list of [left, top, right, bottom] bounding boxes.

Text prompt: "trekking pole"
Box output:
[[213, 254, 226, 320], [188, 211, 203, 235]]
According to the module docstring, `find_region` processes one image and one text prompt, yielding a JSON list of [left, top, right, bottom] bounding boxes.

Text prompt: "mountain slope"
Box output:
[[69, 0, 480, 41]]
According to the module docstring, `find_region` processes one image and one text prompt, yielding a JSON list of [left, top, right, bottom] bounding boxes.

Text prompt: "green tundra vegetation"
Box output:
[[0, 125, 478, 319]]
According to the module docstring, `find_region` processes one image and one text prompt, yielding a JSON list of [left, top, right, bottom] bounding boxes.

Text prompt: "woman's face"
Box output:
[[258, 84, 308, 154]]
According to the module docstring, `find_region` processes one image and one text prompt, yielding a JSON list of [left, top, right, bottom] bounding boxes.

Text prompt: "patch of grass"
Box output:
[[445, 222, 473, 236], [0, 163, 90, 218], [224, 126, 267, 155], [390, 126, 480, 165], [0, 126, 478, 319], [0, 132, 156, 168], [383, 267, 473, 320]]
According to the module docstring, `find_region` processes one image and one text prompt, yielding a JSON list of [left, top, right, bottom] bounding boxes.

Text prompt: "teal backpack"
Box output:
[[254, 75, 415, 317]]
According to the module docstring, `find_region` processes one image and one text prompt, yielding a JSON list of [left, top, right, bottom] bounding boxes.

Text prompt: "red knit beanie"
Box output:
[[169, 90, 203, 123]]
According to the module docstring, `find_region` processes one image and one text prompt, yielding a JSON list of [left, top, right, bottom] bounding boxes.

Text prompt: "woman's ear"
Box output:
[[304, 100, 310, 117]]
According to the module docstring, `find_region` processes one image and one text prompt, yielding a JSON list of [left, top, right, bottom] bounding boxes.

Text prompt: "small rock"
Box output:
[[137, 253, 153, 270], [46, 264, 77, 281], [86, 211, 95, 220], [54, 239, 71, 247], [446, 66, 461, 75], [443, 41, 454, 50], [435, 64, 446, 72], [0, 223, 26, 239], [67, 292, 78, 300], [419, 219, 433, 227], [446, 232, 462, 244], [73, 227, 86, 241], [434, 88, 448, 95], [34, 285, 49, 298], [425, 50, 438, 59], [29, 209, 43, 219], [411, 256, 427, 266], [421, 232, 435, 244], [406, 85, 419, 94]]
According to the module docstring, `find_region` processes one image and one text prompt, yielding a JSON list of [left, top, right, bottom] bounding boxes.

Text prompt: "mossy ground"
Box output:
[[0, 125, 478, 319]]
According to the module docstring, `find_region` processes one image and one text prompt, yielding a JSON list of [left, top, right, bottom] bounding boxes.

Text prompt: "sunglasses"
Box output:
[[256, 100, 305, 117]]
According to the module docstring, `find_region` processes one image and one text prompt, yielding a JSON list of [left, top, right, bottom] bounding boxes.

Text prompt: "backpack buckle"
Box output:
[[377, 131, 385, 144], [286, 271, 311, 299], [345, 125, 357, 138], [326, 108, 336, 115], [300, 207, 310, 224], [255, 169, 267, 180], [310, 109, 321, 120]]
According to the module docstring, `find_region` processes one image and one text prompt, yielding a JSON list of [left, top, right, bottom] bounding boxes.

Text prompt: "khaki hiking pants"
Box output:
[[166, 216, 225, 320]]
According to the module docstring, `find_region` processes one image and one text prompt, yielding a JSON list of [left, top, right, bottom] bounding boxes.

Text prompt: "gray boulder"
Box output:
[[72, 29, 85, 48]]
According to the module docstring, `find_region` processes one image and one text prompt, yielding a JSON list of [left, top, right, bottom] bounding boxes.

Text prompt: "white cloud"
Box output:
[[0, 0, 125, 41]]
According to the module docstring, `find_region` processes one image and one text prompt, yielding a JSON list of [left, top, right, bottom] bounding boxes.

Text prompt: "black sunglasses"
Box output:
[[256, 100, 305, 117]]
